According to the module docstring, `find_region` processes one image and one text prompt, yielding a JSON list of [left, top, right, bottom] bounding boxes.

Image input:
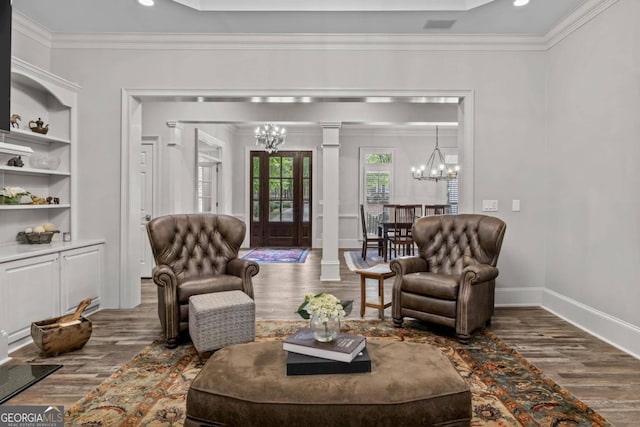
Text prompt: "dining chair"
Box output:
[[387, 205, 416, 259], [382, 204, 397, 223], [424, 204, 451, 216], [408, 204, 423, 220], [360, 205, 384, 260]]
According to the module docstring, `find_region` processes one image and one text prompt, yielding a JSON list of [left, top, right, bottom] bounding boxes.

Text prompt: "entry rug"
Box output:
[[242, 248, 309, 263], [65, 320, 611, 426]]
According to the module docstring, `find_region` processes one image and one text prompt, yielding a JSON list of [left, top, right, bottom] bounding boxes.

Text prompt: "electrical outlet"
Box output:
[[482, 200, 498, 212]]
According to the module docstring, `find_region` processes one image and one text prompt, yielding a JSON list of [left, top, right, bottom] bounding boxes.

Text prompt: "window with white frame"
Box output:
[[444, 154, 459, 214], [360, 148, 395, 234]]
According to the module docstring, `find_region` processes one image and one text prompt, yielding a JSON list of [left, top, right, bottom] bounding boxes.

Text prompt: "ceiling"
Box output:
[[13, 0, 588, 36]]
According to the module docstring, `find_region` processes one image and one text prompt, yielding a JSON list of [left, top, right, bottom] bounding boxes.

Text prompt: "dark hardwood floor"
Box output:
[[5, 249, 640, 426]]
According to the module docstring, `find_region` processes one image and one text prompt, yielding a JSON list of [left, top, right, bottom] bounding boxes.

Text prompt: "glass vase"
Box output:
[[310, 314, 340, 342]]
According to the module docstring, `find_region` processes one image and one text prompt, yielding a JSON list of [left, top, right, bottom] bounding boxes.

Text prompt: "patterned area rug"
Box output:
[[65, 320, 611, 426], [344, 249, 387, 271], [242, 248, 309, 263]]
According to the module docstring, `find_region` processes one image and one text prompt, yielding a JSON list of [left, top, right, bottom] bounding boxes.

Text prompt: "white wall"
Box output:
[[11, 14, 50, 71], [42, 45, 547, 309], [546, 0, 640, 355], [141, 105, 238, 218]]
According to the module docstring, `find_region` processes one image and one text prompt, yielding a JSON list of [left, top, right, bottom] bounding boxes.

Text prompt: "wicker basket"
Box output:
[[17, 230, 59, 244], [31, 316, 92, 357]]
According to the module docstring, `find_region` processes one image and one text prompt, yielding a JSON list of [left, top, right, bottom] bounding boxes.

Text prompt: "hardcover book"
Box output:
[[283, 328, 366, 363], [286, 347, 371, 376]]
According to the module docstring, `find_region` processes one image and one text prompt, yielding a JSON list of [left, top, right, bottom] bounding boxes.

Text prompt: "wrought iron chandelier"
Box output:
[[410, 126, 459, 182], [255, 124, 286, 154]]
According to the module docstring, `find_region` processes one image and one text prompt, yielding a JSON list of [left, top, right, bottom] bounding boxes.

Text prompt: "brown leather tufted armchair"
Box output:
[[391, 214, 506, 343], [146, 214, 259, 348]]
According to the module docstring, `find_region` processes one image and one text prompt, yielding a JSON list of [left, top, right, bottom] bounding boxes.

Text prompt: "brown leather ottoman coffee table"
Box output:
[[185, 340, 471, 427]]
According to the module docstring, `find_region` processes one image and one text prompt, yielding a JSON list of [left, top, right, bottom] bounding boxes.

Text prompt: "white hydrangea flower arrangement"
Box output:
[[0, 186, 29, 198], [296, 292, 352, 322], [0, 186, 30, 204]]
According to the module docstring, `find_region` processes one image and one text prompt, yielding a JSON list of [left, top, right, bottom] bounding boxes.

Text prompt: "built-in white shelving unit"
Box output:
[[0, 57, 77, 242], [0, 58, 104, 363]]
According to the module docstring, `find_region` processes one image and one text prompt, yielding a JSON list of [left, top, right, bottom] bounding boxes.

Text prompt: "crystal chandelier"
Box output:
[[255, 124, 286, 154], [410, 126, 459, 182]]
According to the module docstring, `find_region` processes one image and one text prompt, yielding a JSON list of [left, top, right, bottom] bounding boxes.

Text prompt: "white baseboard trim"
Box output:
[[340, 239, 360, 249], [543, 289, 640, 360], [0, 330, 9, 365], [7, 334, 33, 356], [495, 287, 544, 307], [313, 239, 360, 249]]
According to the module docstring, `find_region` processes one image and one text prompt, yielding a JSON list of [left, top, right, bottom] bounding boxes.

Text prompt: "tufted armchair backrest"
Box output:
[[412, 214, 506, 276], [146, 214, 246, 282]]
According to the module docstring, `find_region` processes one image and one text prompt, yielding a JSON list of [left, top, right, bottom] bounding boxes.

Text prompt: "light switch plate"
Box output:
[[482, 200, 498, 212], [512, 200, 520, 212]]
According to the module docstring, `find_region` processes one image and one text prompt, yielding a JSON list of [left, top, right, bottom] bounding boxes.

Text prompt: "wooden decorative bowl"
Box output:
[[17, 230, 59, 244], [31, 316, 92, 357]]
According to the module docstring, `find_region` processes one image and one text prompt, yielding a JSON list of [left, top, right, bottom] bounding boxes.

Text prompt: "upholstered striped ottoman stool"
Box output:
[[185, 340, 471, 426], [188, 291, 255, 353]]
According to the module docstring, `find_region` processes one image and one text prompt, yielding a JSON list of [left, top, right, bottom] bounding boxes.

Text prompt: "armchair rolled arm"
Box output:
[[152, 265, 180, 346], [227, 258, 260, 299], [456, 264, 500, 340], [390, 256, 428, 277], [152, 264, 178, 290], [461, 264, 499, 285]]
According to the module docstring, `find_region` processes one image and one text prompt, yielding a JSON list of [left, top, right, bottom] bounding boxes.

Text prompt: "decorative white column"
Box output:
[[165, 121, 184, 214], [320, 123, 341, 281]]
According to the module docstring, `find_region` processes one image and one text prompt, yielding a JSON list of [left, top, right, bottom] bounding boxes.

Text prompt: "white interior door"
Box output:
[[140, 141, 156, 278]]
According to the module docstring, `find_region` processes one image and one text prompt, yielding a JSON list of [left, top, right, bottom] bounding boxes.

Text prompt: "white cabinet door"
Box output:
[[0, 254, 60, 342], [60, 245, 103, 313]]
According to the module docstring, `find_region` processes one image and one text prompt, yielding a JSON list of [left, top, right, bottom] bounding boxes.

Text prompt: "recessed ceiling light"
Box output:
[[138, 0, 155, 6], [513, 0, 530, 6]]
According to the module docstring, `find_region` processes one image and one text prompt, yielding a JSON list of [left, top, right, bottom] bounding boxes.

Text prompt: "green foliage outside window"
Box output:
[[365, 153, 391, 164]]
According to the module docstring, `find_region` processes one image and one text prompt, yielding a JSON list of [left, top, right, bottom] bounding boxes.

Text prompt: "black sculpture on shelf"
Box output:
[[7, 156, 24, 167]]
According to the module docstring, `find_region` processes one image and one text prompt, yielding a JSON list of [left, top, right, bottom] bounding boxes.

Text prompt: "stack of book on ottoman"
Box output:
[[283, 327, 370, 376]]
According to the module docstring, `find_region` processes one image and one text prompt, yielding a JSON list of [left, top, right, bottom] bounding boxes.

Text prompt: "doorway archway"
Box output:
[[120, 89, 474, 308]]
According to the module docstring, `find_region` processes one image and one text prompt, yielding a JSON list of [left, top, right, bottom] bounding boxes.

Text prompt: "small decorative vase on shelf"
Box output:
[[310, 314, 340, 343]]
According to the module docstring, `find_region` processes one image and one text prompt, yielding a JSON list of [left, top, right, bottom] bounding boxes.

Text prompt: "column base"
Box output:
[[320, 260, 341, 281]]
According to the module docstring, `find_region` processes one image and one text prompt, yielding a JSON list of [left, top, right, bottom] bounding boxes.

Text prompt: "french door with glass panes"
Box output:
[[250, 151, 312, 247]]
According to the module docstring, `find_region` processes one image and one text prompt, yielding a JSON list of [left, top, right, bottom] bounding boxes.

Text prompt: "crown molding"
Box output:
[[13, 0, 615, 53], [12, 10, 52, 49], [50, 32, 546, 52], [544, 0, 619, 49]]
